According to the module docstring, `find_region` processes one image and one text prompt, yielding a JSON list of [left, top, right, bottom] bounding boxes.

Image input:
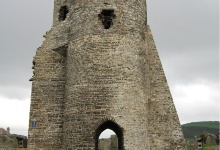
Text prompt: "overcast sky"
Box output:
[[0, 0, 219, 138]]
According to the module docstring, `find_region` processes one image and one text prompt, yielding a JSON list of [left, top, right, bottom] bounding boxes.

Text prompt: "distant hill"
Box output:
[[182, 121, 219, 141]]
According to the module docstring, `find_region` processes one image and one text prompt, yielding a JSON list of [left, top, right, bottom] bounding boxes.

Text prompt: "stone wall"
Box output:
[[28, 0, 186, 149], [147, 26, 186, 149], [98, 138, 111, 150], [28, 30, 66, 148], [98, 135, 118, 150]]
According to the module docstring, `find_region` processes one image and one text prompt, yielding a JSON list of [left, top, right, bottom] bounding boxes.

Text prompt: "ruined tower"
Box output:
[[28, 0, 186, 149]]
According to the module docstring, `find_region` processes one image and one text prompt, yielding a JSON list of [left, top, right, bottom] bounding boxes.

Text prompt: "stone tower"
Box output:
[[28, 0, 186, 149], [6, 127, 10, 135]]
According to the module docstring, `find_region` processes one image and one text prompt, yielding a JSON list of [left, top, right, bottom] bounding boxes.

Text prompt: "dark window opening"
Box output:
[[59, 6, 68, 21], [98, 10, 116, 29], [95, 120, 123, 150]]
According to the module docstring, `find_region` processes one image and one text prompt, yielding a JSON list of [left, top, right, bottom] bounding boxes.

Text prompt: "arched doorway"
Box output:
[[95, 120, 124, 150]]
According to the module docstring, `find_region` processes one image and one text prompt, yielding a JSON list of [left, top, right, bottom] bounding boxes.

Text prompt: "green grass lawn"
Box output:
[[187, 144, 219, 150], [203, 145, 219, 150]]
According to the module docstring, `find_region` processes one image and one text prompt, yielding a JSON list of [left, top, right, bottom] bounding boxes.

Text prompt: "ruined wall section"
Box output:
[[28, 0, 186, 149], [55, 0, 149, 149], [62, 34, 148, 149], [28, 30, 66, 149], [147, 26, 186, 149]]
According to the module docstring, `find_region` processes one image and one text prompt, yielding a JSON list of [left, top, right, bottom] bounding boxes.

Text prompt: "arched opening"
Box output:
[[95, 120, 124, 150], [99, 129, 117, 150]]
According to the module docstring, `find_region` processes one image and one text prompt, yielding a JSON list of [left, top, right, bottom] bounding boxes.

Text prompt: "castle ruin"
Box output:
[[28, 0, 186, 149]]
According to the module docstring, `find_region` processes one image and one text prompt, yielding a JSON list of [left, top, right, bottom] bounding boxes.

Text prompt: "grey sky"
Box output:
[[0, 0, 219, 136], [0, 0, 53, 99], [148, 0, 219, 85]]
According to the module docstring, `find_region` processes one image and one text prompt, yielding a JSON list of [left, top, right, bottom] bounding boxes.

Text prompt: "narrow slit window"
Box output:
[[59, 6, 68, 21]]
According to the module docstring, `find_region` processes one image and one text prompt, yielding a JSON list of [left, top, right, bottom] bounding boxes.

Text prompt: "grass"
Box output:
[[203, 144, 219, 150], [0, 135, 17, 148], [187, 145, 194, 150], [187, 144, 219, 150]]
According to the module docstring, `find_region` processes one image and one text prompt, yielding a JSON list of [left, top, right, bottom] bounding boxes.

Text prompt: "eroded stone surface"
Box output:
[[28, 0, 186, 149]]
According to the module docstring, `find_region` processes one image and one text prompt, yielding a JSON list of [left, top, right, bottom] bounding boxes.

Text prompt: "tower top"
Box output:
[[52, 0, 147, 28], [50, 0, 148, 51]]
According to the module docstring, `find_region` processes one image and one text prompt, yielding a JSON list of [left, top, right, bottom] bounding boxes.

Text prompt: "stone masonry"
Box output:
[[28, 0, 186, 149]]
